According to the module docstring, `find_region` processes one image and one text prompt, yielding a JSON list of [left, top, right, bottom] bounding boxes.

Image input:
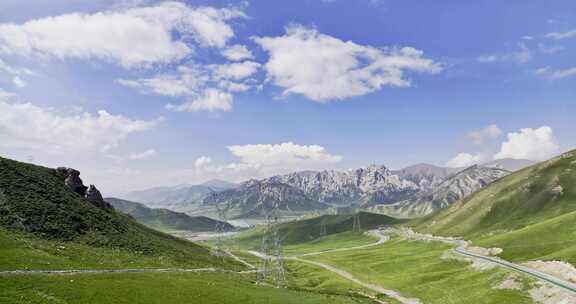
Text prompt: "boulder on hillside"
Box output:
[[56, 167, 88, 196], [86, 184, 112, 209]]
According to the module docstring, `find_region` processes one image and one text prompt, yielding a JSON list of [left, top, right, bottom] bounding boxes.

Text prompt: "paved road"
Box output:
[[454, 241, 576, 293], [392, 228, 576, 295]]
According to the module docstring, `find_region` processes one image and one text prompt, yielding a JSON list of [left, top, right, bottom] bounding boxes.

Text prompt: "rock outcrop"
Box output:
[[56, 167, 111, 210], [57, 167, 88, 196]]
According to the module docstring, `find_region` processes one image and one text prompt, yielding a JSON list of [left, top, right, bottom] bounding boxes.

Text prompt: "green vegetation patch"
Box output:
[[0, 272, 376, 304], [306, 238, 532, 304]]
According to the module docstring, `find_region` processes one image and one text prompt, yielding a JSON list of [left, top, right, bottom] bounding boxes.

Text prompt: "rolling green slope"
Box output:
[[0, 156, 237, 270], [106, 197, 233, 232], [414, 150, 576, 263], [235, 212, 403, 250]]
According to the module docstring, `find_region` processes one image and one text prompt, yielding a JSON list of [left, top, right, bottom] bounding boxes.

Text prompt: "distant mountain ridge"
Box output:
[[204, 163, 510, 218], [106, 198, 234, 232], [121, 179, 238, 211]]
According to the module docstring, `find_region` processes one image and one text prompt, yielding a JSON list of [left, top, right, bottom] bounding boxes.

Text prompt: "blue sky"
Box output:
[[0, 0, 574, 194]]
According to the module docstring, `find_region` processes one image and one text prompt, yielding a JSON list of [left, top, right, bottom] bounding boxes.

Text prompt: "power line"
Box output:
[[257, 202, 286, 288]]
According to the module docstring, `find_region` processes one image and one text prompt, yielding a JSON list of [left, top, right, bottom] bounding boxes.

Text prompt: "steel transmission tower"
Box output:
[[257, 203, 286, 288], [319, 219, 327, 237], [212, 202, 231, 257], [352, 212, 361, 232]]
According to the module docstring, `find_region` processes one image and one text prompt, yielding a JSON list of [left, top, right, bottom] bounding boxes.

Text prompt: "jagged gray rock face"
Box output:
[[369, 165, 510, 218], [205, 164, 511, 218], [86, 184, 112, 209], [267, 165, 419, 204], [204, 179, 327, 217], [57, 167, 88, 196], [56, 167, 111, 210]]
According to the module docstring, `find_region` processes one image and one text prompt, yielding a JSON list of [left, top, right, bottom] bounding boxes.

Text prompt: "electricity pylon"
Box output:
[[320, 220, 327, 237], [352, 212, 361, 232], [213, 202, 231, 257], [257, 202, 286, 288]]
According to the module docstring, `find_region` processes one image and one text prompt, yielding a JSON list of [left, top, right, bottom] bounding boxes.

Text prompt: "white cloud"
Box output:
[[119, 62, 259, 111], [546, 29, 576, 40], [0, 88, 16, 98], [253, 24, 440, 102], [494, 126, 559, 161], [0, 59, 35, 76], [0, 2, 245, 68], [445, 152, 485, 168], [466, 124, 502, 144], [118, 66, 208, 97], [193, 142, 343, 180], [478, 43, 532, 64], [12, 76, 25, 88], [227, 142, 343, 166], [221, 44, 254, 61], [128, 149, 156, 160], [166, 88, 233, 112], [210, 61, 260, 80], [536, 66, 576, 80], [0, 100, 159, 153]]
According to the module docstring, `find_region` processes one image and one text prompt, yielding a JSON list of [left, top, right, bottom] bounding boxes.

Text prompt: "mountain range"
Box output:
[[205, 162, 514, 218], [106, 197, 234, 232], [120, 159, 532, 219]]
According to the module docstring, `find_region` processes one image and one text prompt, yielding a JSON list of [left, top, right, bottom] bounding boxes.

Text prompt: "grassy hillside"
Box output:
[[306, 238, 532, 304], [0, 156, 238, 270], [106, 197, 233, 232], [235, 212, 402, 250], [413, 150, 576, 263], [0, 272, 376, 304]]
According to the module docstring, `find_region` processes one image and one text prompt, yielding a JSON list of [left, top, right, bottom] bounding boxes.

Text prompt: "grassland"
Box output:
[[305, 238, 533, 304], [229, 212, 402, 252], [0, 272, 377, 304], [413, 150, 576, 264]]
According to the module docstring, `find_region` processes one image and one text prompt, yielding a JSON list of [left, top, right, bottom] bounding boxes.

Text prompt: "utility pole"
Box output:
[[257, 202, 286, 288]]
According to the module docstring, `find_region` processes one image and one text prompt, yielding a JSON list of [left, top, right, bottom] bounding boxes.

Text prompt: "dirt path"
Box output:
[[0, 267, 257, 276], [288, 256, 421, 304]]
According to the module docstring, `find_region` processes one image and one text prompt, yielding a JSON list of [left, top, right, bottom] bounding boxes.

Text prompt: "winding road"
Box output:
[[393, 228, 576, 295], [247, 231, 423, 304]]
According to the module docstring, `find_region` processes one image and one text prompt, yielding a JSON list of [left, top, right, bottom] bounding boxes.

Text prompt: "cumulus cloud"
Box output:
[[228, 142, 343, 166], [466, 124, 502, 144], [494, 126, 559, 161], [546, 29, 576, 40], [0, 100, 159, 153], [128, 149, 157, 160], [253, 24, 440, 102], [210, 61, 260, 80], [445, 152, 485, 168], [0, 2, 245, 68], [194, 142, 343, 180], [166, 88, 233, 112], [119, 61, 259, 111], [221, 44, 254, 61], [535, 66, 576, 80]]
